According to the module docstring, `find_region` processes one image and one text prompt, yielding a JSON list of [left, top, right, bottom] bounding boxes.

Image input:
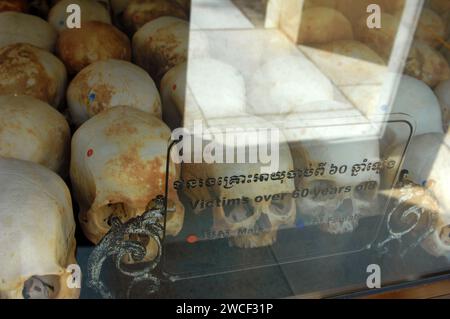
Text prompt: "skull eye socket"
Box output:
[[224, 202, 256, 223], [269, 194, 294, 216], [101, 202, 128, 226], [354, 181, 379, 201], [22, 275, 60, 299], [309, 180, 337, 201]]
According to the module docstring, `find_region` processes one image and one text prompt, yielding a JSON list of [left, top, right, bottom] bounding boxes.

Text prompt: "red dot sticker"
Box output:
[[186, 234, 198, 244], [172, 84, 177, 91], [87, 149, 94, 157]]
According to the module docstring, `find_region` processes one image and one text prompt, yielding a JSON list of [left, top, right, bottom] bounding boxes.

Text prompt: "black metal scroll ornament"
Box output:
[[376, 170, 439, 257], [87, 196, 166, 299]]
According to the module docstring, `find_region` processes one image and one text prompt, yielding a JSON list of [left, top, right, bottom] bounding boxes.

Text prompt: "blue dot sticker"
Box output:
[[88, 92, 96, 103], [380, 104, 388, 112], [296, 219, 305, 229]]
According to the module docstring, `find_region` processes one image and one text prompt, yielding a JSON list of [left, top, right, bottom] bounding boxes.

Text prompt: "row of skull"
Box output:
[[0, 0, 449, 298], [0, 0, 193, 299]]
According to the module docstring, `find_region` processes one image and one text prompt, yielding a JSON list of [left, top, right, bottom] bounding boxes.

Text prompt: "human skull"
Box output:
[[0, 43, 67, 108], [405, 40, 450, 88], [56, 21, 131, 75], [161, 58, 247, 127], [383, 132, 450, 257], [413, 8, 447, 49], [297, 7, 353, 45], [0, 12, 57, 51], [132, 16, 198, 82], [48, 0, 111, 32], [70, 106, 184, 245], [111, 0, 128, 15], [0, 95, 70, 173], [122, 0, 187, 35], [160, 62, 187, 129], [435, 80, 450, 131], [174, 0, 190, 13], [67, 59, 161, 127], [354, 12, 399, 61], [0, 157, 79, 299], [181, 117, 296, 248], [383, 75, 444, 157], [247, 55, 334, 115], [290, 135, 381, 235]]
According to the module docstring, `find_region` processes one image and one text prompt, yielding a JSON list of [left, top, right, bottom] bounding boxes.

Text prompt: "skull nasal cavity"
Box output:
[[337, 199, 353, 214], [256, 214, 272, 231]]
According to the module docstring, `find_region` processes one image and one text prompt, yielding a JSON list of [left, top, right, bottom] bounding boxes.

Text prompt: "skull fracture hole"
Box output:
[[22, 275, 60, 299]]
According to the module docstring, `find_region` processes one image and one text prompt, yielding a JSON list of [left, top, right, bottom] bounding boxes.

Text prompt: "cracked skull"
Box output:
[[0, 157, 79, 299], [70, 106, 184, 248]]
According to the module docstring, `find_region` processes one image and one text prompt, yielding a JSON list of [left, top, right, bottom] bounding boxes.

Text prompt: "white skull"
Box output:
[[160, 58, 247, 126], [160, 62, 187, 129], [48, 0, 111, 32], [67, 59, 162, 127], [247, 55, 335, 115], [405, 40, 450, 88], [56, 21, 131, 75], [0, 157, 79, 299], [132, 16, 208, 82], [0, 12, 57, 51], [435, 80, 450, 131], [290, 135, 381, 235], [70, 106, 184, 244], [384, 75, 443, 156], [385, 132, 450, 257], [122, 0, 188, 35], [0, 95, 70, 173], [181, 117, 296, 248], [0, 43, 67, 108]]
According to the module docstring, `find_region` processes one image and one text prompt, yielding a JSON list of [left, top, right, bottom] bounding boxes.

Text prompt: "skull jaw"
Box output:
[[81, 196, 185, 244], [215, 198, 297, 249], [297, 199, 362, 235], [229, 230, 278, 249], [320, 218, 360, 235]]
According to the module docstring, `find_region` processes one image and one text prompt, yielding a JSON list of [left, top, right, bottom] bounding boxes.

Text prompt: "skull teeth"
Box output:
[[229, 231, 278, 249]]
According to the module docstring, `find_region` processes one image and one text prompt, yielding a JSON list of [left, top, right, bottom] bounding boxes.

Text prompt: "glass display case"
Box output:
[[0, 0, 449, 299]]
